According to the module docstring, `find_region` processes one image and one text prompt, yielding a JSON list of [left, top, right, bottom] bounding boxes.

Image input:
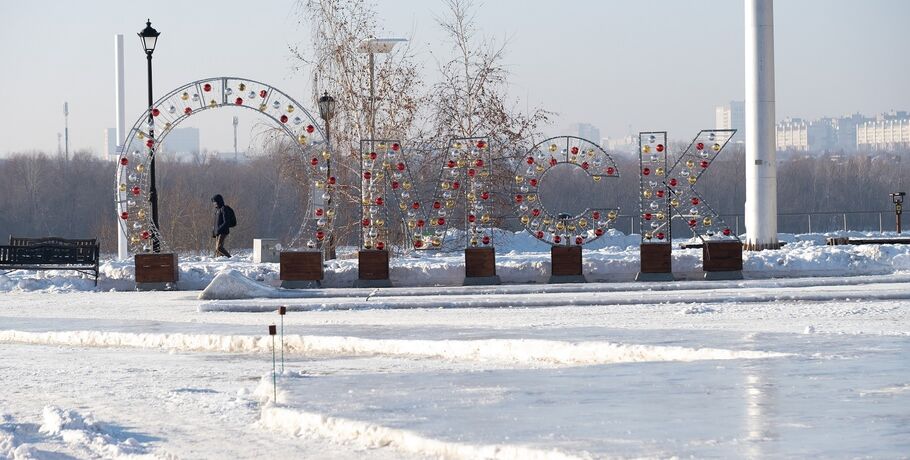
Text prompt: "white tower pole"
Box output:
[[744, 0, 780, 250], [115, 34, 129, 260]]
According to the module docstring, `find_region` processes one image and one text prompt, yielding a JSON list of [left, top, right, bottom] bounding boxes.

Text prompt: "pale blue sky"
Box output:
[[0, 0, 908, 155]]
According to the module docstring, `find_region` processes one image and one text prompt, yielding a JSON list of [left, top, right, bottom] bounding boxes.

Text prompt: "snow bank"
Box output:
[[38, 406, 158, 459], [259, 404, 587, 460], [4, 229, 910, 293], [0, 413, 37, 460], [0, 330, 788, 367]]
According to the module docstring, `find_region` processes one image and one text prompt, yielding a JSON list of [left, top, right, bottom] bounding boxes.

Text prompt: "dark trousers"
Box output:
[[214, 234, 231, 258]]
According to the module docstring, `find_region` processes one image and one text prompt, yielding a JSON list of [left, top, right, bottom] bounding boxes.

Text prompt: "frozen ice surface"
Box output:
[[2, 232, 910, 457]]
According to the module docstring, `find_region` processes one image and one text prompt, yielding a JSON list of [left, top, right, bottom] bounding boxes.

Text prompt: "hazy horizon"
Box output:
[[0, 0, 908, 156]]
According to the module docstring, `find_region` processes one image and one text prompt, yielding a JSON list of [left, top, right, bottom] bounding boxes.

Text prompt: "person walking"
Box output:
[[212, 194, 236, 258]]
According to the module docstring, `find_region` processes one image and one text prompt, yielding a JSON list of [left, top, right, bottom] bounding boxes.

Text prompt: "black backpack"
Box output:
[[224, 205, 237, 228]]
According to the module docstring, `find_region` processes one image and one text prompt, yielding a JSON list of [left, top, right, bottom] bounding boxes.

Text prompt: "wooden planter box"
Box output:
[[135, 253, 178, 290], [549, 245, 585, 283], [280, 251, 324, 281], [464, 247, 500, 285], [357, 249, 390, 284], [703, 241, 743, 272], [639, 244, 672, 273]]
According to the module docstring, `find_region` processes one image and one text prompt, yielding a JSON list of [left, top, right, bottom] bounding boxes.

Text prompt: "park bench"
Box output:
[[0, 236, 100, 285]]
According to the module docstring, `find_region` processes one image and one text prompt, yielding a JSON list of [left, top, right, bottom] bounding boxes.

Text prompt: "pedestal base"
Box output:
[[135, 253, 178, 290], [637, 244, 672, 282], [703, 241, 743, 280], [549, 246, 585, 283], [464, 247, 500, 285], [357, 249, 391, 288], [279, 251, 323, 289]]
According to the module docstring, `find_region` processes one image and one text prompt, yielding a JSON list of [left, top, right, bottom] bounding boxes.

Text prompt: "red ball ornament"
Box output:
[[203, 83, 212, 92], [656, 144, 664, 152], [235, 97, 243, 105], [668, 178, 678, 187], [553, 235, 562, 244], [606, 166, 615, 175], [595, 228, 605, 236], [467, 169, 476, 177], [691, 197, 700, 205], [592, 211, 601, 220], [480, 191, 490, 200], [476, 140, 486, 149], [119, 157, 129, 166], [280, 115, 289, 124], [452, 181, 460, 190], [417, 219, 426, 227], [363, 171, 372, 180], [644, 213, 652, 220], [689, 219, 697, 227], [376, 241, 385, 250], [656, 190, 665, 198], [433, 201, 442, 209], [549, 158, 558, 166], [535, 231, 545, 239], [571, 146, 579, 155], [412, 202, 420, 210], [306, 125, 315, 134], [391, 143, 400, 151], [146, 139, 154, 148], [529, 178, 538, 187], [468, 215, 476, 223], [696, 142, 705, 150], [482, 235, 491, 245], [141, 231, 150, 240], [515, 194, 523, 203], [316, 230, 325, 240], [259, 90, 267, 98], [369, 152, 378, 160], [642, 167, 651, 176], [315, 208, 324, 217], [152, 108, 160, 117], [656, 232, 665, 240], [362, 218, 371, 227], [475, 159, 484, 167], [532, 209, 541, 217], [526, 157, 535, 165], [581, 162, 589, 170], [447, 160, 456, 168], [328, 176, 336, 185], [310, 157, 319, 166], [414, 240, 424, 248], [700, 160, 709, 169], [120, 211, 129, 220], [396, 162, 405, 171], [437, 217, 445, 226], [391, 181, 400, 190], [131, 186, 141, 196], [375, 197, 384, 205], [575, 236, 583, 245], [184, 107, 192, 115], [722, 228, 732, 236]]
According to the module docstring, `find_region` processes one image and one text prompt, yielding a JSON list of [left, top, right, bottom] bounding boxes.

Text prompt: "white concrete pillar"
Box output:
[[115, 34, 129, 260], [744, 0, 780, 250]]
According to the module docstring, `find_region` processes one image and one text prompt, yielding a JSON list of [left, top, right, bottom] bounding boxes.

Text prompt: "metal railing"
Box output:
[[611, 210, 898, 236]]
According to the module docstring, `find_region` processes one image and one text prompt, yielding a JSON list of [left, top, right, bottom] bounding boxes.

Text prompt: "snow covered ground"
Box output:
[[1, 231, 909, 458]]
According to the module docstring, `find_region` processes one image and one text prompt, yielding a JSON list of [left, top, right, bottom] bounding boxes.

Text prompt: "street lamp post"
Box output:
[[318, 91, 337, 259], [891, 192, 905, 234], [139, 20, 160, 252], [357, 38, 406, 140]]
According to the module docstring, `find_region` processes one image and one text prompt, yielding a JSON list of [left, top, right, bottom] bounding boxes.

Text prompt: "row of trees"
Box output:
[[1, 148, 906, 254]]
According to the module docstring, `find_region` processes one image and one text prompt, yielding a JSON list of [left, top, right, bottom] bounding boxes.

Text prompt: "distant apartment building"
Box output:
[[601, 135, 637, 155], [715, 100, 745, 142], [776, 113, 873, 152], [106, 127, 200, 161], [856, 111, 910, 151], [568, 123, 601, 143]]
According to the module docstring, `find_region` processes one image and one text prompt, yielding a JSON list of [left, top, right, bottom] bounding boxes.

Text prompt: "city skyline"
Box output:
[[1, 0, 908, 156]]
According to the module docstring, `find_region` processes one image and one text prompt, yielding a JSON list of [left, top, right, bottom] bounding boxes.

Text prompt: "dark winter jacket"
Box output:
[[212, 194, 230, 236]]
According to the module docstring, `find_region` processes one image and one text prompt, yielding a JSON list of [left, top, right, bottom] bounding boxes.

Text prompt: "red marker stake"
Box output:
[[268, 324, 277, 403]]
